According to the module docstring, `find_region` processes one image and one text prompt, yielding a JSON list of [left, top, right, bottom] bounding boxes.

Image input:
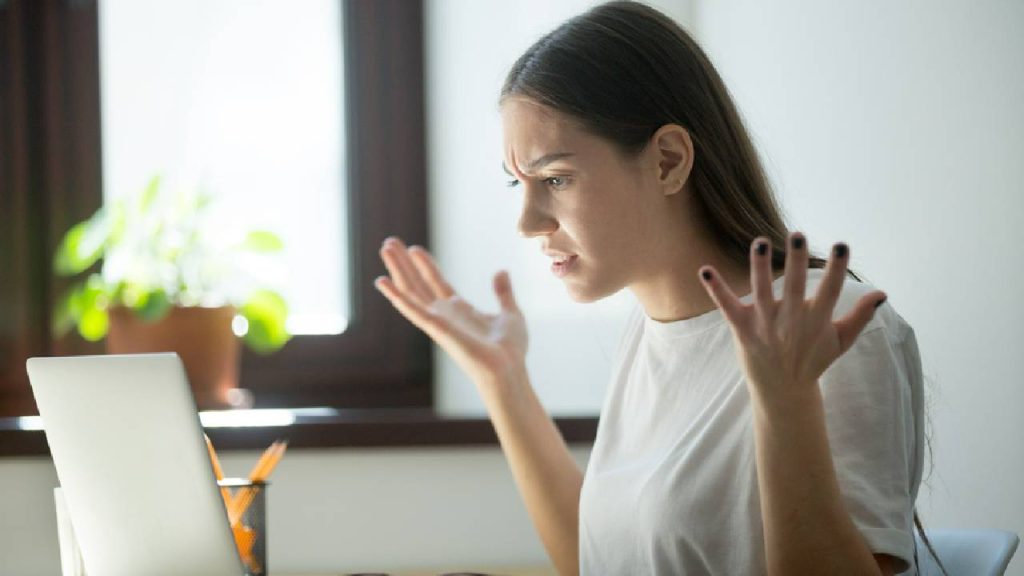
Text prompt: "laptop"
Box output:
[[26, 353, 245, 576]]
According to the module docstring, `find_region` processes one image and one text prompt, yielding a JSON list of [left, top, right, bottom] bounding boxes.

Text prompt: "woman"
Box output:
[[375, 2, 928, 574]]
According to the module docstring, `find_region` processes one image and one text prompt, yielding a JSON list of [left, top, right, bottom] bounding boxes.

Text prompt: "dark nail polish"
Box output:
[[701, 269, 712, 281], [835, 243, 848, 258], [874, 297, 887, 309], [756, 241, 768, 256], [792, 236, 804, 250]]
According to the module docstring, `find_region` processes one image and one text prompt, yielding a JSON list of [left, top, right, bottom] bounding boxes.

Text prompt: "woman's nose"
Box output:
[[516, 194, 558, 238]]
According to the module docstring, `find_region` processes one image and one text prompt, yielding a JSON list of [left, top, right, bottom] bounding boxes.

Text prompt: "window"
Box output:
[[100, 0, 351, 337], [0, 0, 432, 417]]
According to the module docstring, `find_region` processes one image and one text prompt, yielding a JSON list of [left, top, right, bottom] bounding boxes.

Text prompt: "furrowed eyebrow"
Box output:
[[502, 152, 575, 176]]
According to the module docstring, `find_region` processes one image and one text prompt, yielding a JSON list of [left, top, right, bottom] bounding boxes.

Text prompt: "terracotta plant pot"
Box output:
[[105, 306, 242, 410]]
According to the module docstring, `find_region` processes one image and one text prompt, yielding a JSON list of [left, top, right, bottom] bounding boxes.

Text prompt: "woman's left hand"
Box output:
[[698, 232, 888, 404]]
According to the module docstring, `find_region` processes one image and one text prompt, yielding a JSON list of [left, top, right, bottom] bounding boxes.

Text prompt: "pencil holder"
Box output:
[[218, 478, 269, 576]]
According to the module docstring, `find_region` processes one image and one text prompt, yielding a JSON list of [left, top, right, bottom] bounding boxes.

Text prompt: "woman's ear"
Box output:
[[649, 124, 694, 196]]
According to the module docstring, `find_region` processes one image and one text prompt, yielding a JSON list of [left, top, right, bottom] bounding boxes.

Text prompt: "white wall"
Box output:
[[0, 448, 591, 575], [694, 1, 1024, 573]]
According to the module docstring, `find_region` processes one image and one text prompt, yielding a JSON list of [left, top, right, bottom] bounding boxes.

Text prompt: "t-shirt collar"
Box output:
[[641, 268, 827, 339]]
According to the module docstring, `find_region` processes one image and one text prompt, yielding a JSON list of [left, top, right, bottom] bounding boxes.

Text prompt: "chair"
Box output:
[[914, 529, 1020, 575]]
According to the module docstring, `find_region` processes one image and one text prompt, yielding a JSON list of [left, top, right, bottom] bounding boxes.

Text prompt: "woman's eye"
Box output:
[[504, 176, 570, 190], [544, 176, 570, 189]]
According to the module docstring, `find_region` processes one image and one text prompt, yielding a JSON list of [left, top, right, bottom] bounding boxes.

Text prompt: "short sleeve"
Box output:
[[818, 325, 919, 573]]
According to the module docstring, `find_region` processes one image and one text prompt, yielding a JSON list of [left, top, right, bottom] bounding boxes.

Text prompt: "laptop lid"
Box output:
[[26, 353, 244, 576]]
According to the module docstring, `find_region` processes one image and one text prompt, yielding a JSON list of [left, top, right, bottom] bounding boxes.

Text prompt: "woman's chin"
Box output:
[[563, 278, 621, 304]]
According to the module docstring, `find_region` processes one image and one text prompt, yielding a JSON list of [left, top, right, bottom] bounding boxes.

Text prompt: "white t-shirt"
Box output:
[[579, 268, 924, 575]]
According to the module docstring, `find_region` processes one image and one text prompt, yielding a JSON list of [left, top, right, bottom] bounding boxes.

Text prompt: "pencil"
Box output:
[[231, 439, 289, 523], [205, 435, 234, 507], [252, 440, 288, 482], [246, 439, 283, 481]]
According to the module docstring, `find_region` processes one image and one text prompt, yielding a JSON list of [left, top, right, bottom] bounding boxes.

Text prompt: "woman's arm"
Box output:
[[751, 384, 892, 576], [373, 239, 580, 575], [697, 232, 896, 575], [480, 367, 583, 576]]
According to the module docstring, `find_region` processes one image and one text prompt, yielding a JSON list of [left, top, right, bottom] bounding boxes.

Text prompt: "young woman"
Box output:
[[375, 2, 926, 574]]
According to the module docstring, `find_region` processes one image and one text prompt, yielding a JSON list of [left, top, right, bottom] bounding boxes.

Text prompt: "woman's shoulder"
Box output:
[[810, 269, 914, 343]]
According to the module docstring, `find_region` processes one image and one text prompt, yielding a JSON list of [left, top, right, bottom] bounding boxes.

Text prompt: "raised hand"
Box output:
[[374, 237, 529, 391], [697, 232, 887, 404]]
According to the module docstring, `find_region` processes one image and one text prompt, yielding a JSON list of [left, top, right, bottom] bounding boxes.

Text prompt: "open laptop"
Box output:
[[26, 353, 245, 576]]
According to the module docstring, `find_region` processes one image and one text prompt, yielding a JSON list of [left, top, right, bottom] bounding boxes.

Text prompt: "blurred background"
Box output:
[[1, 0, 1021, 574]]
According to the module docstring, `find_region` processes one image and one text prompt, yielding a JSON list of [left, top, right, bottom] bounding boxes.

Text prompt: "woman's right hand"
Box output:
[[374, 237, 529, 392]]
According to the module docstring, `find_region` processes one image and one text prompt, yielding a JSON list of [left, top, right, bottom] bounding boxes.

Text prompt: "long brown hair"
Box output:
[[501, 1, 948, 572], [500, 0, 857, 280]]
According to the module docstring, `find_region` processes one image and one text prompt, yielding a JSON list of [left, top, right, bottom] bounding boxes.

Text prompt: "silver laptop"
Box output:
[[26, 353, 245, 576]]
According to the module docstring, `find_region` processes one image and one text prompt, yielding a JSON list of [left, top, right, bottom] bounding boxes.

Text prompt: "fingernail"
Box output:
[[874, 296, 887, 309], [701, 269, 713, 281], [756, 241, 768, 256], [792, 236, 804, 250], [835, 243, 848, 258]]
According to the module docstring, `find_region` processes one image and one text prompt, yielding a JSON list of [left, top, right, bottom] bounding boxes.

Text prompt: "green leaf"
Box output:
[[109, 281, 130, 309], [193, 188, 215, 214], [51, 281, 86, 338], [239, 289, 291, 354], [71, 273, 111, 341], [84, 272, 109, 296], [139, 175, 161, 213], [53, 209, 110, 276], [241, 230, 284, 252], [133, 288, 172, 322], [196, 190, 215, 212], [53, 222, 86, 276], [78, 307, 109, 341], [108, 198, 128, 246]]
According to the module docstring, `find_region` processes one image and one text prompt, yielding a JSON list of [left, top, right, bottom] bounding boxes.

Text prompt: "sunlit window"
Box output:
[[98, 0, 349, 336]]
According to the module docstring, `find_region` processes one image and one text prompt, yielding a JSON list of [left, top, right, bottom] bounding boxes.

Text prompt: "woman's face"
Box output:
[[501, 97, 677, 303]]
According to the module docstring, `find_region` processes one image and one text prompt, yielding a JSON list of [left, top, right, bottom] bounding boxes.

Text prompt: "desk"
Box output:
[[284, 568, 557, 576]]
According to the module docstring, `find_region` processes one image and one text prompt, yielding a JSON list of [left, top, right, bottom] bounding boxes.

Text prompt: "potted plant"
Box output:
[[51, 175, 292, 409]]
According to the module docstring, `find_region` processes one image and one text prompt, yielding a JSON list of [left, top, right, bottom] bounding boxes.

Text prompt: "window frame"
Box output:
[[238, 0, 434, 411], [0, 0, 108, 418]]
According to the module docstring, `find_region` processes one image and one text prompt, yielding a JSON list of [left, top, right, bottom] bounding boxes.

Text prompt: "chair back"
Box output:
[[915, 529, 1019, 575]]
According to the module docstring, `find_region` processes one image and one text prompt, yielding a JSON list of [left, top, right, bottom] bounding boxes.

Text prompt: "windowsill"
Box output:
[[0, 408, 599, 457]]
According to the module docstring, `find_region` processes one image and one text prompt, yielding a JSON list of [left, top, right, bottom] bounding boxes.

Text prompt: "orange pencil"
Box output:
[[251, 440, 288, 482], [205, 435, 234, 507], [231, 439, 288, 524], [245, 439, 284, 481]]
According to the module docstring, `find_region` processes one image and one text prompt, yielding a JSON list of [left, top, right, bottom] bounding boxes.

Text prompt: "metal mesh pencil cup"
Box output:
[[218, 478, 268, 576]]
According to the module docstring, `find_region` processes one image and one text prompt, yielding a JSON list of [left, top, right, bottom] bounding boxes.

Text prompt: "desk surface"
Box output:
[[284, 568, 557, 576]]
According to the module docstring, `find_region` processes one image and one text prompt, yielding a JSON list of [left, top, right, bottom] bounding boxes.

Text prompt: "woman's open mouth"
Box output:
[[551, 255, 578, 277]]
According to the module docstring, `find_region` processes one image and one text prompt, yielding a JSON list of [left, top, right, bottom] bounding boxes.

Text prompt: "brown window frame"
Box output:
[[239, 0, 434, 410], [1, 0, 108, 419]]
